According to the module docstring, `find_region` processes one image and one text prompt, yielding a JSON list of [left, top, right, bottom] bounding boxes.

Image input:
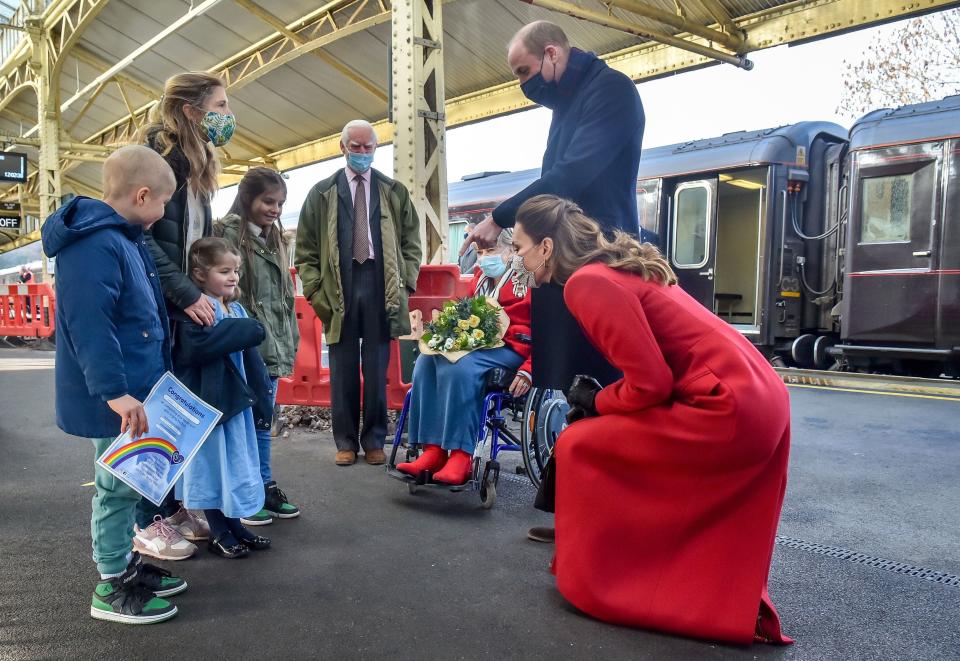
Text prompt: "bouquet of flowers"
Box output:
[[419, 295, 509, 363]]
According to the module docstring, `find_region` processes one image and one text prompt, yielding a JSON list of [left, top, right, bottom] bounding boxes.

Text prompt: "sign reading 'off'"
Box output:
[[0, 202, 21, 229]]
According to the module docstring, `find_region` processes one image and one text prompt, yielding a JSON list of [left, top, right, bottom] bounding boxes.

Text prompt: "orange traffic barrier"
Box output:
[[0, 283, 56, 339], [277, 265, 473, 410]]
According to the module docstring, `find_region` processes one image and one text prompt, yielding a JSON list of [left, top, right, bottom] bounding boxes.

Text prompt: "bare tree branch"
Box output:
[[837, 9, 960, 119]]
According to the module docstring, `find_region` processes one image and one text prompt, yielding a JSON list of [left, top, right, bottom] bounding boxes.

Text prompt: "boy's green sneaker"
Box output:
[[90, 566, 177, 624], [264, 481, 301, 519], [129, 551, 187, 597], [240, 509, 273, 526]]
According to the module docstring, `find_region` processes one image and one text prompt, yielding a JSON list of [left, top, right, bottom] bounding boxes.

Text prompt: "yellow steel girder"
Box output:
[[261, 0, 960, 174], [78, 0, 390, 156]]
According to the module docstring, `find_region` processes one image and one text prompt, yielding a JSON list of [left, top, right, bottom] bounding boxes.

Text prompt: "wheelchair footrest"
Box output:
[[385, 467, 474, 492]]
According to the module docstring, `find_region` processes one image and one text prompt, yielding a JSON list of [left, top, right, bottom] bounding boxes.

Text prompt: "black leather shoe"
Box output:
[[208, 533, 249, 559], [239, 535, 271, 551], [527, 526, 555, 543]]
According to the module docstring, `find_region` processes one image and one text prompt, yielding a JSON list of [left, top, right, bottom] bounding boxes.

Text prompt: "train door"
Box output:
[[844, 143, 941, 346], [670, 179, 718, 310], [715, 168, 765, 332]]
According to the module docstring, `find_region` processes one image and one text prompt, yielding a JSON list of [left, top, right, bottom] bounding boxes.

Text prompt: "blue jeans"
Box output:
[[256, 377, 278, 484], [408, 347, 523, 454]]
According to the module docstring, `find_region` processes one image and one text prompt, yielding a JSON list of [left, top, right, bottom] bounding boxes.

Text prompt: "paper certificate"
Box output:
[[96, 371, 222, 506]]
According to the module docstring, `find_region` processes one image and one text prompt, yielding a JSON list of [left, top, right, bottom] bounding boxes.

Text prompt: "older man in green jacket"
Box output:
[[296, 119, 422, 466]]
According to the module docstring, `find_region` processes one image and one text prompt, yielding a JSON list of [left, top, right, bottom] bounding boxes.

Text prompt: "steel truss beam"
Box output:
[[0, 0, 111, 269], [697, 0, 740, 36], [0, 55, 34, 114], [520, 0, 752, 69], [78, 2, 390, 157], [230, 0, 387, 101], [604, 0, 744, 52], [259, 0, 960, 177], [392, 0, 448, 264], [215, 0, 390, 91]]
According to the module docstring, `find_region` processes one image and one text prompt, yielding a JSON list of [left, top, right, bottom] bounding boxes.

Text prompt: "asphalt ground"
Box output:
[[1, 346, 958, 661]]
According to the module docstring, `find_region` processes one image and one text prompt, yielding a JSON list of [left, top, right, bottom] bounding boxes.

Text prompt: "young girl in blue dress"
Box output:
[[174, 237, 274, 558]]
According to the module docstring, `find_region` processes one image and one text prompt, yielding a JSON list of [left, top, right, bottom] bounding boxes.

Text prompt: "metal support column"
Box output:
[[25, 14, 61, 282], [391, 0, 448, 265]]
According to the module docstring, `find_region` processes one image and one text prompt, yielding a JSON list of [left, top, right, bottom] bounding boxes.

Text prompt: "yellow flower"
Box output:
[[457, 319, 471, 330], [471, 329, 485, 340], [468, 315, 481, 328]]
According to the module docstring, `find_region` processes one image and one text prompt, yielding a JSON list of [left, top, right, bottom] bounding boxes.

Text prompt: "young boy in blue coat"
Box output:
[[41, 145, 187, 625]]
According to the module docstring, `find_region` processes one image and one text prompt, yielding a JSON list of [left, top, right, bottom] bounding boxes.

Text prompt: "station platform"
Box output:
[[0, 346, 957, 660]]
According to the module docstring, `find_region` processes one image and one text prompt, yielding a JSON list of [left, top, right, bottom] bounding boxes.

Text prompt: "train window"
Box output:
[[672, 184, 711, 268], [448, 219, 468, 256], [637, 179, 660, 235], [860, 175, 911, 243]]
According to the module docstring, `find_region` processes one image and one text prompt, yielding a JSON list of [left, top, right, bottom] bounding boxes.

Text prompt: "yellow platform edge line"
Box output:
[[785, 383, 960, 402]]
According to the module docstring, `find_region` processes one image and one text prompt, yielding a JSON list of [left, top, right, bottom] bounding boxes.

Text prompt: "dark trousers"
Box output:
[[329, 260, 390, 453]]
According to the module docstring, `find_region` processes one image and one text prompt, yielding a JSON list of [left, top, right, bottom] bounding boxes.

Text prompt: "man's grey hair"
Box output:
[[510, 20, 570, 55], [341, 119, 377, 147]]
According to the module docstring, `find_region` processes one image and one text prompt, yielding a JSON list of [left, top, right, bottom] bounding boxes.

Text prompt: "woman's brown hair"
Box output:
[[226, 167, 292, 297], [515, 194, 677, 286], [188, 237, 242, 303], [137, 72, 224, 197]]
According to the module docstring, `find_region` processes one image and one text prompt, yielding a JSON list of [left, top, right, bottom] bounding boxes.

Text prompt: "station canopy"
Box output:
[[2, 0, 959, 255]]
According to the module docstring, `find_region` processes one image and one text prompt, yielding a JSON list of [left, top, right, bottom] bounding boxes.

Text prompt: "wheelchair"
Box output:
[[518, 386, 569, 490], [386, 367, 527, 509]]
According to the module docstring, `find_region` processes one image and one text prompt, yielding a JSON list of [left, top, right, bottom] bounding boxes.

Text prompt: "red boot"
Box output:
[[397, 444, 447, 476], [432, 449, 473, 485]]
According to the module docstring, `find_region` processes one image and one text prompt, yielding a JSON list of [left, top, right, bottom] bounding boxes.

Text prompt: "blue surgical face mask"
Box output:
[[200, 111, 235, 147], [346, 151, 374, 174], [478, 255, 507, 279]]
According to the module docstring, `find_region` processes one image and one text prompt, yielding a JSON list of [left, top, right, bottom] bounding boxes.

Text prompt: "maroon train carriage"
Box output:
[[448, 95, 960, 377], [834, 95, 960, 377]]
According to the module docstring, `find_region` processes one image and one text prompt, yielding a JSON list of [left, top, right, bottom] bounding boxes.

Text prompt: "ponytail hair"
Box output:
[[515, 194, 676, 287], [137, 72, 224, 198]]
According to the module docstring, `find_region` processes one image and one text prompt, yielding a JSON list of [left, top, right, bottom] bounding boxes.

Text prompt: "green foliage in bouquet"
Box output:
[[421, 295, 503, 352]]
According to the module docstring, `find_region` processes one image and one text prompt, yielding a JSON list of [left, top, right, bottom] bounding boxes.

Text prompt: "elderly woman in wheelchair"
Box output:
[[396, 229, 532, 486]]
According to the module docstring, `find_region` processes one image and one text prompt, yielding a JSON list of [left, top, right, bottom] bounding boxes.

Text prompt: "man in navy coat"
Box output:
[[463, 21, 646, 391], [461, 20, 646, 545]]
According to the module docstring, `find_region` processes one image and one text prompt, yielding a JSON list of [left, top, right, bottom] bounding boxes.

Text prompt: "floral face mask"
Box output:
[[201, 111, 236, 147]]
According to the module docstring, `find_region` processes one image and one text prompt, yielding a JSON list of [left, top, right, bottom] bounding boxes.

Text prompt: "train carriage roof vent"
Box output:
[[850, 94, 960, 151]]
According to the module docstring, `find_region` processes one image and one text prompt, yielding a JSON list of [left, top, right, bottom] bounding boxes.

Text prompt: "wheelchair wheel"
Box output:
[[520, 387, 568, 489], [480, 480, 496, 509]]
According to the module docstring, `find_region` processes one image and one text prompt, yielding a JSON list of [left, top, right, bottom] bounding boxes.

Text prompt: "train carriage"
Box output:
[[836, 95, 960, 375]]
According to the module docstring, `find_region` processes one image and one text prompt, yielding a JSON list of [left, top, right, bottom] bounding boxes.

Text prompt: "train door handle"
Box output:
[[699, 268, 714, 279], [912, 250, 932, 257]]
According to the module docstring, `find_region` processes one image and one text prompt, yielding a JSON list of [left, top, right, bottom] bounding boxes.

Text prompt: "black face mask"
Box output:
[[520, 51, 559, 109]]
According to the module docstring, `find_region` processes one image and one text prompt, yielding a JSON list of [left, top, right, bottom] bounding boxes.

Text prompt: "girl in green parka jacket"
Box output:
[[215, 167, 301, 525]]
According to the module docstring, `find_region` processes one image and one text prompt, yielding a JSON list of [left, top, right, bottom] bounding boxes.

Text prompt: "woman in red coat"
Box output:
[[512, 195, 792, 645]]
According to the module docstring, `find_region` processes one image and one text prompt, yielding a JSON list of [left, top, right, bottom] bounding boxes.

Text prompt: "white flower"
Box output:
[[428, 336, 439, 349], [443, 338, 454, 350]]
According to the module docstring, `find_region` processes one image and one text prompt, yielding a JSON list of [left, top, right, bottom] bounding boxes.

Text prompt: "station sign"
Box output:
[[0, 202, 21, 230], [0, 152, 28, 183]]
